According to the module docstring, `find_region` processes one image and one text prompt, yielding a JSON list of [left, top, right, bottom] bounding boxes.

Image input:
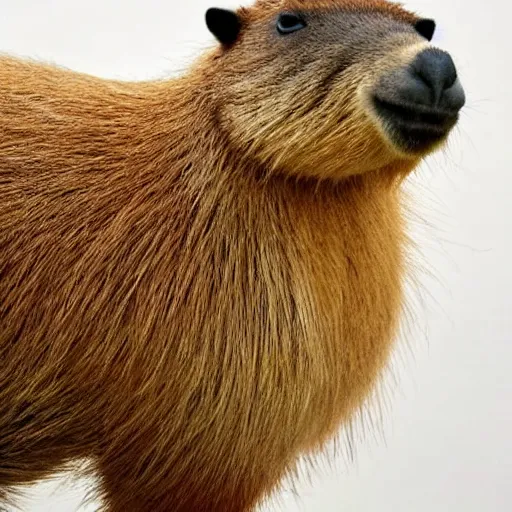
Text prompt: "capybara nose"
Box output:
[[371, 48, 465, 153], [406, 48, 466, 111]]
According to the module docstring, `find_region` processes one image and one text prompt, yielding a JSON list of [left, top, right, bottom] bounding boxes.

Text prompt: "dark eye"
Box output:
[[414, 18, 436, 41], [277, 13, 307, 35]]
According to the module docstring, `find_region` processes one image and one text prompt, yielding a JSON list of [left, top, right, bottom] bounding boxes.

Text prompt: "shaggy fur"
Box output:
[[0, 0, 460, 510]]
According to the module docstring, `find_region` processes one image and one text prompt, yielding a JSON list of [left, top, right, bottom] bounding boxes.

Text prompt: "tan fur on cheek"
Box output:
[[222, 70, 405, 180]]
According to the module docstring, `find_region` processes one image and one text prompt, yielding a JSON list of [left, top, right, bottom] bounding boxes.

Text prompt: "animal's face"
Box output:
[[205, 0, 465, 180]]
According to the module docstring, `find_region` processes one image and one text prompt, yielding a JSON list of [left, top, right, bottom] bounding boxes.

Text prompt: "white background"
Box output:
[[0, 0, 510, 511]]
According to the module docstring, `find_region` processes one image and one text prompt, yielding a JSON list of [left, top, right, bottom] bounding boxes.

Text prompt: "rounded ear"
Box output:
[[414, 18, 436, 41], [206, 8, 242, 45]]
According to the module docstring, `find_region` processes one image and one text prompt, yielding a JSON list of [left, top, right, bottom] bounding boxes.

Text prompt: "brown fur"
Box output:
[[0, 1, 458, 510]]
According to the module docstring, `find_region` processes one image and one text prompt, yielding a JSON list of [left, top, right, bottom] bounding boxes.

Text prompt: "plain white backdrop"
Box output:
[[0, 0, 510, 511]]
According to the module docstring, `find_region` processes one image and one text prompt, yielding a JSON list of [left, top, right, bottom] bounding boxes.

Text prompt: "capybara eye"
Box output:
[[414, 18, 436, 41], [277, 13, 307, 35]]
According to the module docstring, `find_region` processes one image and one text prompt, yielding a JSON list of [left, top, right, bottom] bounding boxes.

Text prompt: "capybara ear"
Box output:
[[206, 8, 242, 45], [414, 18, 436, 41]]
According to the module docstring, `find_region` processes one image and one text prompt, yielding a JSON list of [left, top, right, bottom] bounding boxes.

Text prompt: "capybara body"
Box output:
[[0, 1, 465, 510]]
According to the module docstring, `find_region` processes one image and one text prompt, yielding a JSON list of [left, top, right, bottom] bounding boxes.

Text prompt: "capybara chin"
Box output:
[[0, 0, 465, 510]]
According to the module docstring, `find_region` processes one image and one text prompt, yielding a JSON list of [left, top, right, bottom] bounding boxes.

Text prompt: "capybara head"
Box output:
[[204, 0, 465, 180]]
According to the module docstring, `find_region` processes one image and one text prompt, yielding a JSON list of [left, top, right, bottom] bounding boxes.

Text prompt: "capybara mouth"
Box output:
[[372, 96, 459, 153]]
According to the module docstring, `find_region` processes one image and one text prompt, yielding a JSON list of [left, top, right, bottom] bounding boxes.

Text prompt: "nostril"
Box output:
[[412, 49, 458, 104]]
